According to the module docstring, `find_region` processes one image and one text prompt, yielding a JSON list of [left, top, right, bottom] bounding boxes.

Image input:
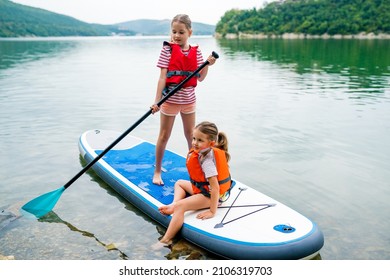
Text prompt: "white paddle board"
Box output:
[[78, 129, 324, 259]]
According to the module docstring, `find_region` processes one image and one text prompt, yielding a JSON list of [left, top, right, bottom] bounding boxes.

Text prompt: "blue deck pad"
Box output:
[[96, 142, 189, 205]]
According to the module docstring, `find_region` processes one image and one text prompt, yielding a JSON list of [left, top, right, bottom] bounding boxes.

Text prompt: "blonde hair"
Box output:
[[171, 14, 192, 30], [195, 121, 230, 162]]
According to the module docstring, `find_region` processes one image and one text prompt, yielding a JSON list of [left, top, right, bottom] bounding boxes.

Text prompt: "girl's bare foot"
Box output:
[[159, 203, 175, 215], [151, 240, 172, 250], [153, 171, 164, 185]]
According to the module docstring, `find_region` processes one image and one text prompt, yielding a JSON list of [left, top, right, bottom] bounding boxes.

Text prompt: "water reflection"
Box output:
[[217, 39, 390, 96], [0, 38, 76, 70], [39, 211, 129, 260]]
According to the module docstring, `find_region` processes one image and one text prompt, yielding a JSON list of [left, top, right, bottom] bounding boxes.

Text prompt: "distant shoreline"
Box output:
[[215, 32, 390, 39], [2, 33, 389, 40], [0, 35, 213, 40]]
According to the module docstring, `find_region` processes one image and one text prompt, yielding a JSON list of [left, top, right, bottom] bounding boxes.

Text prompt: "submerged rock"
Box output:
[[0, 202, 23, 231], [0, 254, 15, 260], [0, 203, 22, 260]]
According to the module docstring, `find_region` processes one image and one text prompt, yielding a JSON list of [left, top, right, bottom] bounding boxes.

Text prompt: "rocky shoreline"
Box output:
[[0, 254, 15, 260], [215, 32, 390, 39]]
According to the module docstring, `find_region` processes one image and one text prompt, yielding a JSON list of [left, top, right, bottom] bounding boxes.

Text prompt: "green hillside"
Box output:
[[0, 0, 134, 37], [216, 0, 390, 37], [0, 0, 215, 37]]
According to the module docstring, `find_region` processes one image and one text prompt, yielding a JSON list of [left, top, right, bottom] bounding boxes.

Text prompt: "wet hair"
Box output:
[[195, 121, 230, 162], [171, 14, 192, 30]]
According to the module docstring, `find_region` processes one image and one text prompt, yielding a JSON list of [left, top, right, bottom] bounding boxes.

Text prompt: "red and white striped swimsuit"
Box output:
[[157, 44, 204, 104]]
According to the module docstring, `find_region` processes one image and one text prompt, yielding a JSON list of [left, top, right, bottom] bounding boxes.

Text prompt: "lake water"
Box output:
[[0, 36, 389, 260]]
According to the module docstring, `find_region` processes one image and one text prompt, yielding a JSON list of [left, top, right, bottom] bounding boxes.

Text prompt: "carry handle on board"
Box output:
[[21, 51, 220, 218]]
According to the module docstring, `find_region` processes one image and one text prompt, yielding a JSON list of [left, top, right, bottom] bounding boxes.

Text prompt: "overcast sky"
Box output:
[[11, 0, 275, 25]]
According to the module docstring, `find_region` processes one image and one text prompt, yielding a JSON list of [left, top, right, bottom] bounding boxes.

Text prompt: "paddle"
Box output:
[[22, 51, 219, 218]]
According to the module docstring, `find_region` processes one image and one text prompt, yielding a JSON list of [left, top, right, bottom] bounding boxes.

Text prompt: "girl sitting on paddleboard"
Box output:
[[150, 14, 217, 186], [156, 121, 232, 246]]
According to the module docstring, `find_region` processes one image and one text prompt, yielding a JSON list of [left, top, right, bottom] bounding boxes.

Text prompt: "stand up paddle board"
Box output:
[[78, 129, 324, 259]]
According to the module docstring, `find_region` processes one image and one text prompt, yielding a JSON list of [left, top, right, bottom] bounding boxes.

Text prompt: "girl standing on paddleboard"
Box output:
[[150, 14, 217, 186]]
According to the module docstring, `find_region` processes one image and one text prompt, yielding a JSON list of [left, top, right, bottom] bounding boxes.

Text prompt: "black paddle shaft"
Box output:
[[64, 51, 219, 189]]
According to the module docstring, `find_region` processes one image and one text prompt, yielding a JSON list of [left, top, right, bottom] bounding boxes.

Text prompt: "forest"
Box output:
[[216, 0, 390, 37]]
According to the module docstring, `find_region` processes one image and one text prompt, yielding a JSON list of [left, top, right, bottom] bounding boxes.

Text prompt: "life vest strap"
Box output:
[[190, 175, 231, 187], [190, 176, 233, 200], [167, 70, 200, 78]]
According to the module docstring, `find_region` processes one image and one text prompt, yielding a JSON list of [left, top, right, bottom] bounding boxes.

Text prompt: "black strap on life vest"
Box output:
[[167, 70, 201, 78], [190, 176, 231, 188], [190, 176, 233, 200]]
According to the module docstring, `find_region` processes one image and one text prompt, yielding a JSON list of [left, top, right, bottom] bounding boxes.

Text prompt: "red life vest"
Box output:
[[186, 147, 232, 197], [165, 41, 199, 88]]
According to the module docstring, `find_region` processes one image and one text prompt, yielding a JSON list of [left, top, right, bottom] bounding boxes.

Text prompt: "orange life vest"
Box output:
[[186, 147, 232, 197], [165, 41, 199, 88]]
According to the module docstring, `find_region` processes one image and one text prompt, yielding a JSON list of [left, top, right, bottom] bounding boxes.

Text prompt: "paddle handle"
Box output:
[[64, 51, 219, 189]]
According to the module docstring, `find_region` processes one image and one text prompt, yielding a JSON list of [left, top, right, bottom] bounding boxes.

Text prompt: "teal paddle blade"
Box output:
[[21, 186, 66, 218]]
